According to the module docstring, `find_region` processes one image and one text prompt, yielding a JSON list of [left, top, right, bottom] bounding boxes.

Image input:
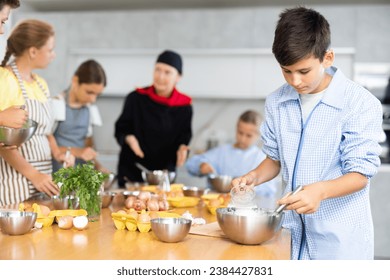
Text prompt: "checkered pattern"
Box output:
[[261, 67, 382, 259]]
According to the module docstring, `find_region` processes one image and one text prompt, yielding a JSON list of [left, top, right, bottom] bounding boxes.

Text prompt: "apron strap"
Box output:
[[10, 61, 50, 100]]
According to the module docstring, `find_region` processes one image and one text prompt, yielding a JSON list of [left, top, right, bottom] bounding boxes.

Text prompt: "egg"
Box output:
[[39, 204, 51, 216], [58, 215, 74, 230], [73, 216, 88, 230]]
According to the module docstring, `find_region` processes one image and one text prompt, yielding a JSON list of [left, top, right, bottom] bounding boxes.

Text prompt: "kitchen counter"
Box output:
[[0, 197, 291, 260]]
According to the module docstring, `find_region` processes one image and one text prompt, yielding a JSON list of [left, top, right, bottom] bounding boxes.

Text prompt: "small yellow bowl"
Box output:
[[201, 193, 220, 201], [206, 205, 226, 215], [167, 196, 200, 208], [156, 211, 181, 218]]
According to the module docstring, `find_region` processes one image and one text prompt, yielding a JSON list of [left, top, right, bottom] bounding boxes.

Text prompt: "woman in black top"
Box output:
[[115, 50, 192, 187]]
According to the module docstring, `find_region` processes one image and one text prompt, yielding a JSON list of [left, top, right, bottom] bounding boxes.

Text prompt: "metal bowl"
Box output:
[[0, 119, 38, 146], [52, 195, 80, 210], [101, 191, 116, 208], [141, 170, 176, 185], [208, 174, 233, 193], [216, 207, 284, 245], [151, 217, 192, 243], [102, 173, 117, 190], [0, 211, 37, 235], [182, 186, 205, 197]]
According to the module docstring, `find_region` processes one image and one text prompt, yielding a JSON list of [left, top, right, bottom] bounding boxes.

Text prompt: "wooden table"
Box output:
[[0, 196, 291, 260]]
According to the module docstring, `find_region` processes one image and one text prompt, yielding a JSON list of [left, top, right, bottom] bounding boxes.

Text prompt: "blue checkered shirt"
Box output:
[[261, 66, 382, 259]]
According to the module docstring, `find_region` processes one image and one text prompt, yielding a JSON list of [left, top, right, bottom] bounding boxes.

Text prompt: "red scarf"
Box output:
[[136, 86, 192, 107]]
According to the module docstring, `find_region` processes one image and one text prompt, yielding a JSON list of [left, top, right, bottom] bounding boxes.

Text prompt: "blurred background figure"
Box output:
[[49, 59, 109, 173], [0, 19, 61, 205], [0, 0, 26, 151], [186, 110, 279, 207], [115, 50, 192, 188], [0, 0, 19, 35]]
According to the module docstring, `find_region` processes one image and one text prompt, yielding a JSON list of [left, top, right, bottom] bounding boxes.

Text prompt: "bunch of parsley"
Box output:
[[53, 162, 108, 217]]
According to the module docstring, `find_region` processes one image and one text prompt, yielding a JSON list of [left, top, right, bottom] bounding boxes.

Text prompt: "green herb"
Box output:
[[53, 162, 108, 217]]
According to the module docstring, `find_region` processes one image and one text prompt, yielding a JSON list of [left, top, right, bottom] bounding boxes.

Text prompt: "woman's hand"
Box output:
[[30, 172, 60, 196], [176, 144, 189, 167], [0, 143, 18, 150], [0, 106, 28, 128], [55, 150, 75, 168], [126, 135, 144, 158]]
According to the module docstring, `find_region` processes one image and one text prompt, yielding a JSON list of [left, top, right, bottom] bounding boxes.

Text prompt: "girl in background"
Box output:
[[49, 59, 109, 173]]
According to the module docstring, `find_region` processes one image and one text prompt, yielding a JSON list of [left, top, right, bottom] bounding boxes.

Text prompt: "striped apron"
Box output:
[[0, 62, 52, 206]]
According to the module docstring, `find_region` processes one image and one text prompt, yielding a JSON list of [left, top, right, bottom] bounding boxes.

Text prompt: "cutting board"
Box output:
[[189, 222, 227, 238]]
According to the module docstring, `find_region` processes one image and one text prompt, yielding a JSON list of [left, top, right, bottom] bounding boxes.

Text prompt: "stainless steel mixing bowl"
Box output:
[[151, 217, 192, 243], [0, 119, 38, 146], [101, 191, 116, 208], [141, 170, 176, 185], [208, 174, 233, 193], [216, 207, 284, 245], [52, 195, 80, 210], [182, 186, 205, 197], [0, 211, 37, 235]]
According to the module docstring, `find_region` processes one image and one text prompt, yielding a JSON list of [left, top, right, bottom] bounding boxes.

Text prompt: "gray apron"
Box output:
[[0, 62, 52, 206]]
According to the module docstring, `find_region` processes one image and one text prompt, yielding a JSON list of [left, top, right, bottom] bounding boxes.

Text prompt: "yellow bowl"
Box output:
[[206, 205, 226, 215], [140, 185, 158, 192], [167, 196, 200, 208], [156, 211, 181, 218], [201, 193, 220, 201]]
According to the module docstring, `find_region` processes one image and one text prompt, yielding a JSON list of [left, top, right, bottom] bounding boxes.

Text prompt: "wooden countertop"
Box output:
[[0, 195, 291, 260]]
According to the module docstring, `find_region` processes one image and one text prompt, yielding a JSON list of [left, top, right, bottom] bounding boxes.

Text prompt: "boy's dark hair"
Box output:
[[0, 0, 20, 10], [239, 110, 262, 127], [74, 59, 107, 87], [272, 6, 331, 66]]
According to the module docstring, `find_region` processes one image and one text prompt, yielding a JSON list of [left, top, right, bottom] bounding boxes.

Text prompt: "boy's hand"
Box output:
[[277, 183, 324, 214], [199, 162, 215, 175], [231, 173, 256, 189]]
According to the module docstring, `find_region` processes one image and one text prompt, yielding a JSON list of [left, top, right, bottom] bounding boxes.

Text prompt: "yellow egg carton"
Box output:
[[111, 210, 181, 232], [18, 203, 56, 227], [167, 196, 200, 208]]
